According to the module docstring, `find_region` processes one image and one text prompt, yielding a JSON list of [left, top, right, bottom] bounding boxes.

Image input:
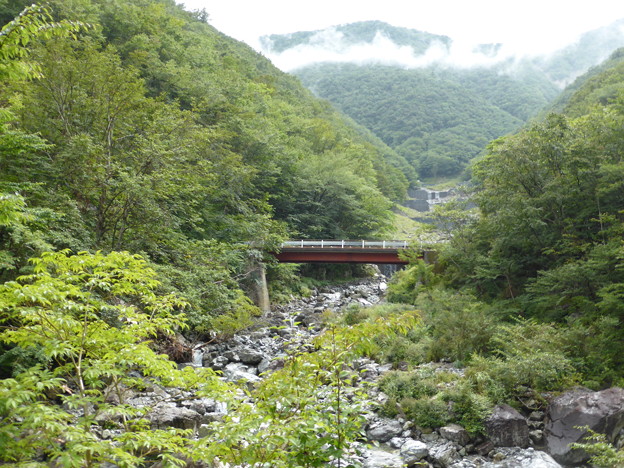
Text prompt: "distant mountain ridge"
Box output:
[[260, 20, 452, 56], [260, 20, 624, 178]]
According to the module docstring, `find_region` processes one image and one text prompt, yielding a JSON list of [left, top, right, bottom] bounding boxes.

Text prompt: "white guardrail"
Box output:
[[281, 240, 409, 249]]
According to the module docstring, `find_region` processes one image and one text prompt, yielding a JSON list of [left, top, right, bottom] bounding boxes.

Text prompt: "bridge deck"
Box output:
[[274, 240, 411, 264]]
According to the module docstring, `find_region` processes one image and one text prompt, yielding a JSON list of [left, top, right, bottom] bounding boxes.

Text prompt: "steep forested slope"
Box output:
[[545, 47, 624, 117], [297, 63, 527, 178], [422, 50, 624, 386], [0, 0, 418, 336], [534, 17, 624, 86], [263, 20, 624, 179]]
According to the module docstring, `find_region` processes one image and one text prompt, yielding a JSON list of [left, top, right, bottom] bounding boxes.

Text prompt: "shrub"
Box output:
[[378, 367, 493, 434], [413, 288, 500, 363], [387, 260, 435, 304], [564, 316, 624, 388], [342, 304, 370, 325], [379, 370, 438, 400], [0, 250, 229, 466], [440, 384, 493, 435], [466, 319, 577, 399], [571, 428, 624, 468], [402, 396, 451, 429]]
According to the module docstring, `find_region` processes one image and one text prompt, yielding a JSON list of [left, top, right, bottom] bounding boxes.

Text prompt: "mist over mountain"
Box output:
[[261, 19, 624, 84], [536, 18, 624, 86], [260, 20, 624, 178], [261, 21, 513, 72]]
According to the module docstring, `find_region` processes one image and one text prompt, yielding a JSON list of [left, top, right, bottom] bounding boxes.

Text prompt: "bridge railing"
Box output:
[[281, 240, 409, 249]]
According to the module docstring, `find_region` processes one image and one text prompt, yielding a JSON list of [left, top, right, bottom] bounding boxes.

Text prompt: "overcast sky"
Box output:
[[179, 0, 624, 56]]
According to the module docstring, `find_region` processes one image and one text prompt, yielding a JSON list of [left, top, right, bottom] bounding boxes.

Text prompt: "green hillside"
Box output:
[[264, 22, 564, 178], [545, 47, 624, 117], [264, 20, 624, 180], [0, 0, 415, 333], [297, 63, 533, 178]]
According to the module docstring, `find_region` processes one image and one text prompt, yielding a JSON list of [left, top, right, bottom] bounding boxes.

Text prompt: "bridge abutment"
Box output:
[[246, 262, 270, 313]]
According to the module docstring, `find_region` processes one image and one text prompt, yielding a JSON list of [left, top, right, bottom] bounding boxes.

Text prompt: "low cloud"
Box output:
[[262, 27, 533, 72]]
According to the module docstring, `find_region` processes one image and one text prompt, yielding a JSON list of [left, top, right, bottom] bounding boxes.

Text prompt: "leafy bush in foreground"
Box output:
[[0, 250, 229, 466]]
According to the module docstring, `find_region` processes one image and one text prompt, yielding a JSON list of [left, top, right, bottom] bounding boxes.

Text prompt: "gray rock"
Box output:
[[222, 363, 261, 386], [529, 429, 543, 444], [360, 363, 380, 380], [544, 387, 624, 465], [439, 423, 471, 446], [421, 431, 440, 443], [529, 410, 545, 421], [429, 441, 461, 467], [208, 355, 229, 370], [475, 447, 561, 467], [149, 405, 201, 430], [294, 311, 322, 327], [387, 437, 406, 449], [238, 347, 264, 365], [257, 357, 272, 374], [366, 418, 404, 443], [400, 438, 429, 464], [363, 449, 404, 468], [223, 350, 240, 362], [485, 404, 529, 448], [322, 292, 342, 302]]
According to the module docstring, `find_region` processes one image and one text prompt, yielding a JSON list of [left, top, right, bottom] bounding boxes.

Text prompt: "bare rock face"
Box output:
[[485, 404, 529, 448], [544, 387, 624, 465]]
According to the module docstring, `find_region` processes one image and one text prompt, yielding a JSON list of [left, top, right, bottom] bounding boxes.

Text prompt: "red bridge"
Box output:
[[273, 240, 411, 264]]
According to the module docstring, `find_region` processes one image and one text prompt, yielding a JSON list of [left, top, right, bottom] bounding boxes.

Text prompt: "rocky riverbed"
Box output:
[[123, 273, 623, 467]]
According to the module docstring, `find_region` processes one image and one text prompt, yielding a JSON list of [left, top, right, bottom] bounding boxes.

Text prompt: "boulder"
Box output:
[[481, 447, 561, 467], [366, 418, 404, 443], [439, 423, 471, 446], [238, 347, 264, 365], [544, 387, 624, 465], [149, 405, 201, 430], [222, 363, 261, 387], [485, 404, 529, 448], [399, 438, 429, 465], [428, 441, 460, 467], [207, 355, 228, 370], [362, 449, 404, 468]]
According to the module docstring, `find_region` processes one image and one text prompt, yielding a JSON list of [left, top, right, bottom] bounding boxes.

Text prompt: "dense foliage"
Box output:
[[268, 20, 624, 180], [297, 63, 526, 178], [389, 49, 624, 389], [0, 0, 416, 334]]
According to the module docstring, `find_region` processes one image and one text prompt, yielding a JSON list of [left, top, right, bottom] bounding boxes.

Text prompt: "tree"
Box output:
[[0, 3, 85, 81], [0, 250, 228, 466]]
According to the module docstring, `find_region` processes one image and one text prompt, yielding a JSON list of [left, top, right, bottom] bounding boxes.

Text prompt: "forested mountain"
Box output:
[[0, 0, 417, 333], [546, 47, 624, 117], [262, 20, 624, 178], [3, 3, 624, 466], [393, 44, 624, 387], [295, 63, 531, 178], [535, 17, 624, 86]]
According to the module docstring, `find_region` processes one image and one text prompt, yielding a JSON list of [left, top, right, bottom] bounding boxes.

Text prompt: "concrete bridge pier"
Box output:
[[246, 262, 270, 313]]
